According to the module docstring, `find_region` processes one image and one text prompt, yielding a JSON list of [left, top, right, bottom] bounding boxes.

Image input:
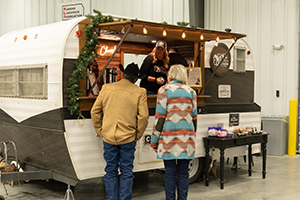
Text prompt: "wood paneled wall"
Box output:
[[83, 39, 153, 93]]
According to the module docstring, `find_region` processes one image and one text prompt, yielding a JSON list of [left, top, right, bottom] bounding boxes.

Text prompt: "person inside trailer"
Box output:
[[139, 40, 170, 95], [168, 47, 188, 67]]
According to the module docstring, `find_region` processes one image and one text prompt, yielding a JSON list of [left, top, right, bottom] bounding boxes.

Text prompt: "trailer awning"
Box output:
[[92, 19, 246, 43]]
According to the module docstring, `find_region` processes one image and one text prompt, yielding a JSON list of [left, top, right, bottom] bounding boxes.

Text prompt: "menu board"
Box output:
[[186, 67, 202, 87]]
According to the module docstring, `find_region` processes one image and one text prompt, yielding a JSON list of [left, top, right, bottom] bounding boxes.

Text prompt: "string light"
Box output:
[[200, 33, 204, 40], [215, 35, 219, 46], [232, 38, 236, 44], [182, 30, 186, 39], [143, 26, 148, 34], [162, 28, 167, 36]]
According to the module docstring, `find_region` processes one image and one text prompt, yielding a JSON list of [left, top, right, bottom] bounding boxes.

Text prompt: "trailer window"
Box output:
[[19, 68, 46, 98], [0, 64, 47, 99], [0, 69, 17, 96], [233, 47, 246, 73]]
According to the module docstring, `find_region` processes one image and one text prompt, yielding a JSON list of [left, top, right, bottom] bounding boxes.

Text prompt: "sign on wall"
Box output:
[[218, 84, 231, 98], [229, 113, 239, 126], [56, 0, 90, 22], [62, 3, 84, 20]]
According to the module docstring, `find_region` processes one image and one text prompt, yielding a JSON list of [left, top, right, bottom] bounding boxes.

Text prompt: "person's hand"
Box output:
[[156, 77, 165, 85], [153, 149, 157, 153]]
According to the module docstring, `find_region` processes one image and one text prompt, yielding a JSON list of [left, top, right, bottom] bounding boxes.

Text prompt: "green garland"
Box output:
[[64, 10, 114, 116]]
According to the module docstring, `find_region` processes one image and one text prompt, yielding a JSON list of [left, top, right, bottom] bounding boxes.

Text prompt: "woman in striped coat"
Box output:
[[151, 64, 197, 200]]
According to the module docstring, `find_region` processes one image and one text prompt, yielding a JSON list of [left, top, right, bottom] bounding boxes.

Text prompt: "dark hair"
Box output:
[[123, 73, 136, 83], [169, 47, 179, 53]]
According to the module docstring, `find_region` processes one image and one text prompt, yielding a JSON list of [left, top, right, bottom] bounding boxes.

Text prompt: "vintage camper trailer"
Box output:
[[0, 15, 261, 186]]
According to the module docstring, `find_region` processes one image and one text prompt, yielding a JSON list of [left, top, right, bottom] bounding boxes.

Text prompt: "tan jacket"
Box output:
[[91, 79, 149, 145]]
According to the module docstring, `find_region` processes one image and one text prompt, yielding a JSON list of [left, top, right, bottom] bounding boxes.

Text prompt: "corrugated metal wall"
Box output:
[[0, 0, 189, 37], [204, 0, 299, 116]]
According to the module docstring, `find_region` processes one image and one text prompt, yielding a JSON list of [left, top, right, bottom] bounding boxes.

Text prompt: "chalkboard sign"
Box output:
[[229, 113, 239, 126]]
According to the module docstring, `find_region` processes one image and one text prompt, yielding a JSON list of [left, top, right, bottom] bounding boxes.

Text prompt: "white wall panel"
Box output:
[[39, 0, 47, 25], [205, 0, 299, 116], [152, 0, 163, 22], [0, 1, 4, 34], [162, 0, 173, 23], [32, 0, 40, 26], [285, 0, 299, 112], [134, 0, 144, 20], [8, 0, 17, 31], [173, 0, 184, 24], [114, 0, 125, 17], [25, 0, 32, 28], [47, 0, 56, 23], [17, 0, 25, 29], [141, 0, 154, 20], [260, 1, 273, 115], [272, 0, 285, 114]]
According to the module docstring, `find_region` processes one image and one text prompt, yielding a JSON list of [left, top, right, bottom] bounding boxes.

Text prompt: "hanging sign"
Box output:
[[209, 43, 231, 77], [62, 3, 84, 20]]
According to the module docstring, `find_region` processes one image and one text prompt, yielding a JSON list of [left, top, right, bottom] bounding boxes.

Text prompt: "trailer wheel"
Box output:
[[188, 157, 204, 184], [0, 195, 5, 200]]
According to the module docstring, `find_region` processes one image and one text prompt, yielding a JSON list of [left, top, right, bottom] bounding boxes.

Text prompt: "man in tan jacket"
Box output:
[[91, 62, 148, 200]]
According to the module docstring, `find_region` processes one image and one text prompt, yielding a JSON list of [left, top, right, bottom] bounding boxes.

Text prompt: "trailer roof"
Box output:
[[93, 19, 246, 43]]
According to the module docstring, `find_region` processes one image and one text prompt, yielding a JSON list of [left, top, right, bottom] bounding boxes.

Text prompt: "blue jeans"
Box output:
[[103, 140, 136, 200], [163, 159, 190, 200]]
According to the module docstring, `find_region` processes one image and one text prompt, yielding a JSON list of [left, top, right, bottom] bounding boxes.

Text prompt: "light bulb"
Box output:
[[182, 31, 186, 38], [232, 38, 235, 43], [143, 26, 148, 34], [163, 29, 167, 36], [216, 35, 220, 42], [200, 33, 204, 40], [215, 42, 218, 47]]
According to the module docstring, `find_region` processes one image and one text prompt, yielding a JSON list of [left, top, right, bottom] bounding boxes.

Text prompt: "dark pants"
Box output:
[[163, 159, 190, 200], [103, 140, 136, 200]]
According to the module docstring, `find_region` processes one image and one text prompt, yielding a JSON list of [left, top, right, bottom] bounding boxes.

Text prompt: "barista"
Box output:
[[139, 40, 169, 95]]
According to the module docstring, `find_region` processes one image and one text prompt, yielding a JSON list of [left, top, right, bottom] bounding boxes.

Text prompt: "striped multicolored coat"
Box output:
[[151, 80, 197, 160]]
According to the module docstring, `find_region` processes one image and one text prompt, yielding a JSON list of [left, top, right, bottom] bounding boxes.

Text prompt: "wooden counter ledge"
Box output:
[[78, 95, 211, 111]]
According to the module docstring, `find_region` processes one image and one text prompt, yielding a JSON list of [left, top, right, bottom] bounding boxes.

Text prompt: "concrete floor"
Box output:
[[0, 155, 300, 200]]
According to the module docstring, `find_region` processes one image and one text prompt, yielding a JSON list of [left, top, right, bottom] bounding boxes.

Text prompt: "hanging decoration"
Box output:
[[64, 9, 113, 116], [75, 30, 82, 37]]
